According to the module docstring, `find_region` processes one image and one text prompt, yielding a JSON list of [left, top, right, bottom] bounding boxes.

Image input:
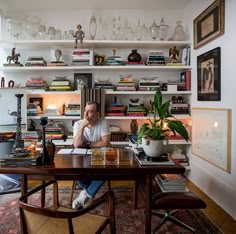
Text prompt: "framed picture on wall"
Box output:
[[74, 73, 93, 90], [29, 97, 43, 110], [193, 0, 225, 49], [197, 47, 221, 101]]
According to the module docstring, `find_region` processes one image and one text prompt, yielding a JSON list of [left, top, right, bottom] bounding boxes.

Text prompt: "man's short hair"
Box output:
[[86, 101, 101, 113]]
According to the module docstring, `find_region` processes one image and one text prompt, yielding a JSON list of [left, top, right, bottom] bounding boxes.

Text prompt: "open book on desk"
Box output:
[[57, 148, 92, 155]]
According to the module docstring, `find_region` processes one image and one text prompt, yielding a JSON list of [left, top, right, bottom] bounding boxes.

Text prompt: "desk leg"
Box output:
[[145, 174, 152, 234], [21, 174, 28, 203]]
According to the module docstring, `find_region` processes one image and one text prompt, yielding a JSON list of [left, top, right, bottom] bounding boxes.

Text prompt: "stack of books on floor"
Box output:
[[155, 174, 189, 192], [116, 76, 136, 91], [138, 77, 160, 91], [48, 77, 71, 91], [71, 48, 93, 66], [25, 56, 47, 66], [26, 77, 48, 90]]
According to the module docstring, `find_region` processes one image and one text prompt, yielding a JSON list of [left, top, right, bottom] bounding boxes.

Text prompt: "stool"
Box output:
[[151, 192, 207, 233]]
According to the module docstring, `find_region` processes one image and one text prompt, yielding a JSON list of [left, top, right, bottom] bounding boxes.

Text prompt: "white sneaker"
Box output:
[[72, 190, 93, 209]]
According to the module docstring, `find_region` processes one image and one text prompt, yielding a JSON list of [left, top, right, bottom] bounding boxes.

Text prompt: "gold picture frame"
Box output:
[[192, 108, 231, 173], [194, 0, 225, 49]]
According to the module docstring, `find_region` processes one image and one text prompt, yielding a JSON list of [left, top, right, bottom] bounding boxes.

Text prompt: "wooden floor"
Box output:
[[29, 179, 236, 233]]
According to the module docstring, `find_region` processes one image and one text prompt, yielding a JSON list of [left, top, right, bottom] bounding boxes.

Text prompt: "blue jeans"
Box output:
[[77, 180, 104, 198]]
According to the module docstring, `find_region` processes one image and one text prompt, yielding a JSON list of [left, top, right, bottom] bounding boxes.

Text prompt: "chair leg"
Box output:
[[152, 209, 196, 233], [69, 180, 77, 207]]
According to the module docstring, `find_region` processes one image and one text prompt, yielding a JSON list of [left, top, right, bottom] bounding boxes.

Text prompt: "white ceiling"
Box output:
[[0, 0, 191, 12]]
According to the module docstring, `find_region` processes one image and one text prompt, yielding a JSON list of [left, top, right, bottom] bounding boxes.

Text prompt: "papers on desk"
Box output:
[[57, 148, 91, 155]]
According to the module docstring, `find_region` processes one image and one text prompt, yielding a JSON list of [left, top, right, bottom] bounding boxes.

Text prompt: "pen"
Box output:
[[70, 148, 74, 154]]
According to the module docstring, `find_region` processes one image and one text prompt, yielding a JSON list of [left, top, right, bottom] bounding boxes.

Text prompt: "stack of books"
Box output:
[[25, 56, 47, 66], [126, 61, 145, 66], [26, 77, 48, 90], [45, 122, 65, 140], [147, 51, 165, 66], [116, 76, 136, 91], [105, 104, 127, 116], [71, 48, 93, 66], [127, 102, 146, 116], [155, 174, 189, 192], [64, 104, 81, 116], [105, 55, 126, 66], [94, 81, 114, 89], [171, 150, 189, 167], [27, 103, 38, 116], [138, 77, 160, 91], [48, 77, 71, 91]]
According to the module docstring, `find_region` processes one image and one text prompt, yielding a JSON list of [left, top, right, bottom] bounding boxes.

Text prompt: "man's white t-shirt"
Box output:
[[73, 119, 110, 142]]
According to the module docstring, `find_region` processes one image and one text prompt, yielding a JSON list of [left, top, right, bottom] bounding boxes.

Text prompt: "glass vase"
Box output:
[[135, 19, 142, 41], [172, 21, 186, 41], [158, 17, 169, 41], [150, 20, 159, 40], [89, 12, 97, 40]]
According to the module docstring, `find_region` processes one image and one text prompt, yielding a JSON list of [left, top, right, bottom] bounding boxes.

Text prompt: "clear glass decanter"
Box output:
[[172, 21, 186, 41], [135, 19, 142, 41], [89, 12, 97, 40], [141, 23, 149, 41], [158, 17, 169, 41], [150, 20, 159, 40]]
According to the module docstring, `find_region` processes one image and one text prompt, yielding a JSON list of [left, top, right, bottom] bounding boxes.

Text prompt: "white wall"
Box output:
[[188, 0, 236, 220]]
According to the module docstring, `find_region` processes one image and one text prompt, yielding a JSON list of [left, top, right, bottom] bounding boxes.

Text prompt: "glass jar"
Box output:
[[172, 21, 186, 41], [89, 12, 97, 40], [7, 17, 23, 40], [158, 17, 169, 41], [150, 20, 159, 40]]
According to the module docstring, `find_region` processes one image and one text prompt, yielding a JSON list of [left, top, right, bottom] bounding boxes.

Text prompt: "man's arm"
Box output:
[[90, 134, 110, 148], [73, 119, 89, 148]]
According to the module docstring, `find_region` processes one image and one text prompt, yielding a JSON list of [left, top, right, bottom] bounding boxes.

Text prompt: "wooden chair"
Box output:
[[19, 180, 116, 234]]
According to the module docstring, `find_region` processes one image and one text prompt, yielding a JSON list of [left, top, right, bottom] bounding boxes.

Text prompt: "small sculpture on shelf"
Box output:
[[4, 48, 23, 67], [169, 46, 180, 63], [73, 24, 85, 48]]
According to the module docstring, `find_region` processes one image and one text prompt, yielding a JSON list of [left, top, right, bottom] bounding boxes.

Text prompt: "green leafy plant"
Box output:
[[138, 88, 189, 142]]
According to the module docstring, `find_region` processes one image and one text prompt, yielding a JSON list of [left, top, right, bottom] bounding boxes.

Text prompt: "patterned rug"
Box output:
[[0, 186, 222, 234]]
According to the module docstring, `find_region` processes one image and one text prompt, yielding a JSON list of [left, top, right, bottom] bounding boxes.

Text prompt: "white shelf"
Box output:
[[27, 115, 80, 120], [1, 65, 191, 72], [105, 114, 191, 120], [0, 39, 192, 49], [26, 90, 81, 94], [104, 90, 192, 95]]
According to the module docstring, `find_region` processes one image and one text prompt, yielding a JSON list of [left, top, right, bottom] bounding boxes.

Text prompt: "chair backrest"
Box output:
[[19, 180, 115, 234]]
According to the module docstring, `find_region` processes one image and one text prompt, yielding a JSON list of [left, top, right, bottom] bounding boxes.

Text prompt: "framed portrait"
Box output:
[[29, 97, 43, 110], [192, 108, 231, 173], [197, 47, 221, 101], [194, 0, 224, 49], [74, 73, 93, 90]]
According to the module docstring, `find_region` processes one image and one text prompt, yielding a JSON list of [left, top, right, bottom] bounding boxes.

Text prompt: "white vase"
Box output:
[[142, 137, 168, 157]]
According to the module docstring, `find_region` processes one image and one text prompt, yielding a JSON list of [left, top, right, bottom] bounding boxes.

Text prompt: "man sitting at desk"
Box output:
[[72, 101, 110, 209]]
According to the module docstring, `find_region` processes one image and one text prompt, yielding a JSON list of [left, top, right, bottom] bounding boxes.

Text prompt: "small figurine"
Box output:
[[5, 48, 22, 66], [169, 46, 179, 63], [73, 24, 85, 48]]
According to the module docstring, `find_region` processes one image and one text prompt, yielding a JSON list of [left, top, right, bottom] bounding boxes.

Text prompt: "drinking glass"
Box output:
[[39, 24, 47, 40], [48, 26, 56, 40]]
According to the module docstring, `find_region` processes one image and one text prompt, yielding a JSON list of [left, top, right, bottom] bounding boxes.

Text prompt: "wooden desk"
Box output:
[[0, 150, 185, 234]]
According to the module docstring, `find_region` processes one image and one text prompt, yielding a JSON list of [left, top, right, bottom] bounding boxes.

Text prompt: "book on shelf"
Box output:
[[134, 154, 175, 166]]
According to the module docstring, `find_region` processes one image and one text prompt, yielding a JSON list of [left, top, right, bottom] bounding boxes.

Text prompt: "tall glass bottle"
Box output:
[[89, 12, 97, 40], [135, 19, 142, 41]]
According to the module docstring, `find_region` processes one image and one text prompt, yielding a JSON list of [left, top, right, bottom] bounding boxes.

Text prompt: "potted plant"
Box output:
[[137, 88, 189, 157]]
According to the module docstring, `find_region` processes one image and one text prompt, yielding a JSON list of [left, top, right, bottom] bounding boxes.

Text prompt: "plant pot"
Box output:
[[142, 137, 167, 157]]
